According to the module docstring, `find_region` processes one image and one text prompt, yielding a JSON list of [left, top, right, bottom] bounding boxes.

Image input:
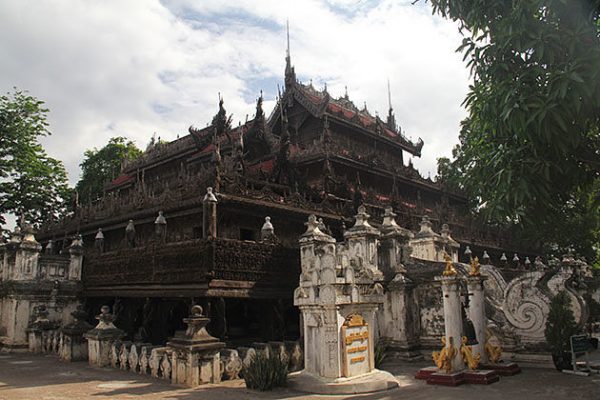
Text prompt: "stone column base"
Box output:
[[288, 369, 399, 395]]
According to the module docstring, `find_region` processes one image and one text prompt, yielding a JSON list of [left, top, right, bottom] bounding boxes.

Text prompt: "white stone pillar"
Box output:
[[439, 276, 463, 372], [467, 276, 487, 364]]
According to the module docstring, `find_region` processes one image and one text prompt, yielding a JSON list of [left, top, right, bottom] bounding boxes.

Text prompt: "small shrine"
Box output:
[[290, 208, 399, 394]]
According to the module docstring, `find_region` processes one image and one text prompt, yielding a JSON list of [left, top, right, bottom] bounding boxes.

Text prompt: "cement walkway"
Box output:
[[0, 352, 598, 400]]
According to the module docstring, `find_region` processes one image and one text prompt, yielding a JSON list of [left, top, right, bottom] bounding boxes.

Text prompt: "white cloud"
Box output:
[[0, 0, 469, 186]]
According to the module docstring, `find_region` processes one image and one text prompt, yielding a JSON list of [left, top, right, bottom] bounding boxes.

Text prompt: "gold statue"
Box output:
[[460, 336, 481, 370], [485, 329, 502, 363], [469, 256, 481, 276], [432, 336, 457, 373], [442, 251, 457, 277]]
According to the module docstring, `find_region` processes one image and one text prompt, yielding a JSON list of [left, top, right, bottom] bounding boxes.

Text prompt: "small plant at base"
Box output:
[[374, 342, 387, 369], [243, 352, 288, 391]]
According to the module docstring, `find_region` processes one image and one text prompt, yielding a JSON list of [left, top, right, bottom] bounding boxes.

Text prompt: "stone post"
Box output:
[[202, 187, 218, 239], [27, 305, 53, 353], [68, 235, 84, 281], [438, 275, 463, 373], [167, 305, 224, 387], [15, 224, 42, 280], [84, 306, 125, 367], [61, 305, 93, 362], [467, 275, 487, 364]]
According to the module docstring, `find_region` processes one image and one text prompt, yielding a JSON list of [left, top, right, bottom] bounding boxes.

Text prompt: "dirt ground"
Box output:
[[0, 352, 599, 400]]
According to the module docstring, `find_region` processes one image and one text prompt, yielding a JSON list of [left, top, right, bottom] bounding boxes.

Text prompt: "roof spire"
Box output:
[[284, 19, 296, 90], [387, 79, 392, 112], [286, 19, 290, 59], [386, 80, 397, 132]]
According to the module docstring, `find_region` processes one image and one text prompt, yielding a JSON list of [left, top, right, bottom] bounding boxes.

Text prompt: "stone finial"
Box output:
[[155, 211, 166, 225], [155, 211, 167, 242], [261, 216, 274, 240], [524, 257, 531, 268], [94, 305, 117, 330], [203, 187, 218, 203], [126, 220, 135, 233], [125, 220, 136, 248], [21, 223, 37, 243], [71, 305, 88, 323], [382, 207, 399, 228], [353, 205, 372, 228], [94, 228, 104, 252], [9, 225, 22, 243], [464, 246, 472, 257], [303, 214, 323, 236], [500, 253, 507, 262], [181, 305, 217, 342], [45, 240, 54, 255], [415, 215, 435, 238], [70, 235, 83, 248], [513, 253, 519, 262], [482, 250, 490, 263]]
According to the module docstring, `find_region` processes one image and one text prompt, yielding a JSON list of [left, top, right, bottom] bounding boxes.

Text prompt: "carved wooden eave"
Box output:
[[269, 81, 423, 157]]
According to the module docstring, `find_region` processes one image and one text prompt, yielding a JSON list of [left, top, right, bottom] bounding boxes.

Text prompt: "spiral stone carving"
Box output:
[[502, 272, 550, 342]]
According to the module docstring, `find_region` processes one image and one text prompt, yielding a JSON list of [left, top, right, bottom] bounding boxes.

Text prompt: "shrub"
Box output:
[[243, 352, 288, 391], [545, 291, 578, 355], [374, 342, 387, 369]]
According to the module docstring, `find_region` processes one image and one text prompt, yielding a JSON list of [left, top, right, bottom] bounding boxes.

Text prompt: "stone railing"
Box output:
[[38, 255, 71, 280], [98, 340, 303, 384]]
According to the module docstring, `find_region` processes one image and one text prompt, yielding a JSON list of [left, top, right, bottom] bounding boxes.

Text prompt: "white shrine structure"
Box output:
[[291, 207, 399, 394]]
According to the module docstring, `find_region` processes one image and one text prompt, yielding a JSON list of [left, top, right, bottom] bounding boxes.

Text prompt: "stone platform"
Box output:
[[464, 370, 500, 384], [287, 369, 399, 394], [416, 367, 499, 385], [480, 362, 521, 376]]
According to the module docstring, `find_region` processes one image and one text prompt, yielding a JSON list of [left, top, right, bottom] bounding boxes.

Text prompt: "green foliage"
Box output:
[[0, 89, 70, 226], [374, 341, 387, 369], [75, 137, 141, 204], [545, 291, 578, 355], [243, 352, 288, 391], [429, 1, 600, 258]]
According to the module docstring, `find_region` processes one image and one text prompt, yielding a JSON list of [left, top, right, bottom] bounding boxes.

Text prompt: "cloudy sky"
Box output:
[[0, 0, 470, 186]]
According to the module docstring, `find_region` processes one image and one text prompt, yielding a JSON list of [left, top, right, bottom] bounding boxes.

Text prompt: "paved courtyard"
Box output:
[[0, 352, 599, 400]]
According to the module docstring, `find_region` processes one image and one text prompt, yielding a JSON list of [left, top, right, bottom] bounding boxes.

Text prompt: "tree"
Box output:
[[545, 291, 577, 357], [429, 1, 600, 258], [0, 90, 70, 227], [76, 137, 142, 204]]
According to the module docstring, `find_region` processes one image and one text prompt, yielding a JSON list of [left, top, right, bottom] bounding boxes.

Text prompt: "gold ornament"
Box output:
[[485, 329, 502, 363], [469, 256, 481, 277], [442, 251, 457, 277], [432, 336, 457, 373], [460, 336, 481, 370]]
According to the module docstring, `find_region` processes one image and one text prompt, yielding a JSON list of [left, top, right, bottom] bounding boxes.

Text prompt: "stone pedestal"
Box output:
[[167, 305, 224, 387], [27, 305, 53, 353], [84, 306, 125, 367], [61, 306, 93, 362]]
